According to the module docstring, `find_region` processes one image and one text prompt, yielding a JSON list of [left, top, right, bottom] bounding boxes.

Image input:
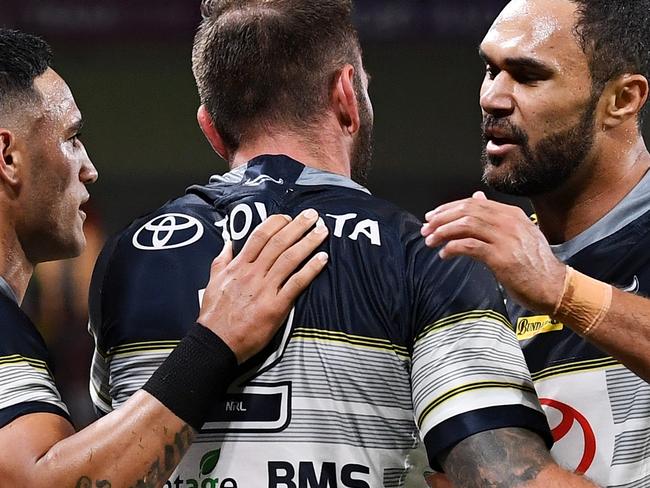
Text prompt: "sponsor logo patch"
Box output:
[[516, 315, 563, 340], [133, 213, 204, 250]]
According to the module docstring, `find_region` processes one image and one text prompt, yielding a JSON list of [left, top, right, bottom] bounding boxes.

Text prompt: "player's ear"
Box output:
[[197, 105, 230, 161], [601, 74, 649, 129], [332, 64, 361, 136], [0, 129, 22, 191]]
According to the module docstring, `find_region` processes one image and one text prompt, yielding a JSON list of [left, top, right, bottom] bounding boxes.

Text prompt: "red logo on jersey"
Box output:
[[540, 398, 597, 474]]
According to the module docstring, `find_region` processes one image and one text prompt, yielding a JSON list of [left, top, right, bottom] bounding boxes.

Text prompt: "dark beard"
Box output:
[[350, 76, 374, 186], [481, 96, 597, 197]]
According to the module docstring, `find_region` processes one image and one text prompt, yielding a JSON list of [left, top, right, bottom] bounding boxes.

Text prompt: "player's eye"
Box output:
[[485, 65, 500, 80], [69, 134, 82, 147], [513, 72, 545, 86]]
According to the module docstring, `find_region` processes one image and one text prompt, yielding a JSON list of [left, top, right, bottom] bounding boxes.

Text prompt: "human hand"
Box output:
[[421, 192, 566, 314], [198, 209, 328, 363]]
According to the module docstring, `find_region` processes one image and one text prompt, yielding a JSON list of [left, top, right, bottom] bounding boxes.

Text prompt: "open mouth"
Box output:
[[484, 131, 520, 156], [489, 135, 517, 145]]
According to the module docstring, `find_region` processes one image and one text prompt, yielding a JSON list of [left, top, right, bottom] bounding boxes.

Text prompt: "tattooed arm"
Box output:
[[0, 394, 192, 488], [438, 428, 599, 488], [0, 213, 328, 487]]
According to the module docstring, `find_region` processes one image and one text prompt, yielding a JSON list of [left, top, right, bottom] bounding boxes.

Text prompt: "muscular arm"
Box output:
[[0, 211, 329, 487], [422, 194, 650, 382], [439, 428, 598, 488], [0, 393, 192, 487]]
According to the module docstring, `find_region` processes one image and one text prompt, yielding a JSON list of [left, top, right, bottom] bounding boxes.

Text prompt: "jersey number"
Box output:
[[199, 288, 293, 433]]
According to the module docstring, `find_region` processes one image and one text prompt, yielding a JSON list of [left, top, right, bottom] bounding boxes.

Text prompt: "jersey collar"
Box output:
[[208, 154, 371, 195], [0, 275, 18, 304], [551, 168, 650, 261]]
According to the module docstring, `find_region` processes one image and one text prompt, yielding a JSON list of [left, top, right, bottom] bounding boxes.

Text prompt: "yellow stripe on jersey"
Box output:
[[106, 330, 409, 360], [416, 310, 513, 342], [0, 354, 50, 373], [292, 328, 409, 358], [107, 340, 181, 358], [532, 356, 620, 382], [417, 380, 537, 427]]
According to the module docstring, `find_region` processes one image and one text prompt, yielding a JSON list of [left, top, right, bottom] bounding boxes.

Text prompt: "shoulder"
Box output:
[[89, 193, 224, 346], [96, 192, 220, 276], [125, 193, 218, 252], [0, 295, 49, 361], [0, 295, 69, 427], [297, 187, 423, 247]]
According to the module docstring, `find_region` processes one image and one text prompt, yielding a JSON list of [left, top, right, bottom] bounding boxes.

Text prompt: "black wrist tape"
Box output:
[[142, 323, 238, 431]]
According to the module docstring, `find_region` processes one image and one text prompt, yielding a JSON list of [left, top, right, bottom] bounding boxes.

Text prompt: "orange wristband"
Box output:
[[552, 266, 613, 337]]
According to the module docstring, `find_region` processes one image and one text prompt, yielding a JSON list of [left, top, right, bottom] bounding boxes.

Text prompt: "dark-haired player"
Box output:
[[91, 1, 597, 485], [0, 28, 329, 487], [423, 0, 650, 484]]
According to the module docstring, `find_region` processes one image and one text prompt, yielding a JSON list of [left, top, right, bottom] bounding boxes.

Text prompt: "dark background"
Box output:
[[3, 1, 649, 427]]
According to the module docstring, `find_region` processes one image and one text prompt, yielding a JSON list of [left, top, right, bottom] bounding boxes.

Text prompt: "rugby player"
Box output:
[[90, 1, 597, 486], [0, 28, 329, 487], [422, 0, 650, 485]]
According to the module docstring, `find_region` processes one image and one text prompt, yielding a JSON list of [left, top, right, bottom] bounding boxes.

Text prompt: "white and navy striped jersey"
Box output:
[[510, 170, 650, 488], [0, 278, 69, 427], [89, 155, 550, 487]]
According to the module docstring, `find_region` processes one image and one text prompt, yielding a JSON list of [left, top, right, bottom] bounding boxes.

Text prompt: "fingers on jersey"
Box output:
[[251, 208, 323, 272], [275, 242, 329, 304], [422, 200, 500, 248], [421, 199, 528, 255], [236, 214, 293, 262], [197, 210, 329, 363], [210, 239, 234, 274]]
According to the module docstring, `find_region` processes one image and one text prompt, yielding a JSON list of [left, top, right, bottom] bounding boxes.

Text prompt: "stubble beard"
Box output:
[[481, 96, 598, 197], [349, 75, 374, 186]]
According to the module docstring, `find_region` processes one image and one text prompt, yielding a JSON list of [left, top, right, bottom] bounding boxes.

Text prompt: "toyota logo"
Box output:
[[133, 213, 205, 250]]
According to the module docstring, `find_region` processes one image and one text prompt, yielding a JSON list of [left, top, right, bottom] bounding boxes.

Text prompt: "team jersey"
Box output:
[[89, 155, 550, 488], [0, 278, 70, 428], [510, 170, 650, 487]]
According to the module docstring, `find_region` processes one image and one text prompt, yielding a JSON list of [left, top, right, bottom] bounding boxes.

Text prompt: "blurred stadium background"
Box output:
[[4, 0, 648, 428]]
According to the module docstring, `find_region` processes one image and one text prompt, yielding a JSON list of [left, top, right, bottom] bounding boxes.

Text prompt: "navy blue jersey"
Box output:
[[509, 171, 650, 487], [0, 288, 69, 427], [90, 155, 549, 486]]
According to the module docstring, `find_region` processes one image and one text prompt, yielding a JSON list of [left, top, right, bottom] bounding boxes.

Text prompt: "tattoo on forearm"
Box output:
[[75, 477, 92, 488], [74, 424, 194, 488], [440, 427, 553, 488]]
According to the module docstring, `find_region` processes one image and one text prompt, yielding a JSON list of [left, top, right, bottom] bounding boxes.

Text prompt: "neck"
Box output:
[[0, 219, 34, 304], [229, 126, 352, 177], [531, 134, 650, 244]]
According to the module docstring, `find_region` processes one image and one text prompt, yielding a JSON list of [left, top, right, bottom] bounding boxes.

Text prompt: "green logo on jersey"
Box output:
[[200, 449, 221, 476], [164, 449, 237, 488]]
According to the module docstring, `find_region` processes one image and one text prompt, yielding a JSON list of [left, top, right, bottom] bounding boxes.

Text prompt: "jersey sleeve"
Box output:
[[0, 296, 70, 427], [405, 233, 552, 471], [88, 202, 223, 414]]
